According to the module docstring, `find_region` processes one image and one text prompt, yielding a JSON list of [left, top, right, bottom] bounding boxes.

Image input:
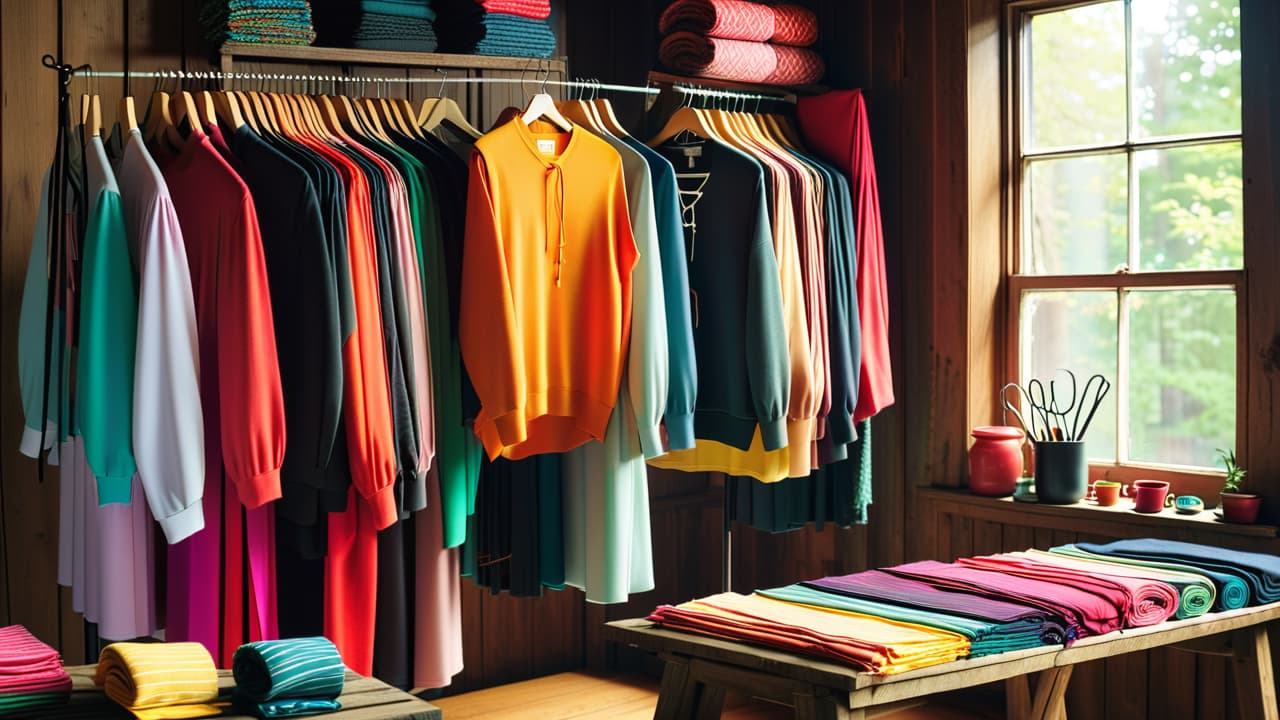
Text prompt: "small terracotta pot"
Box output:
[[1221, 492, 1262, 524], [1133, 479, 1170, 514], [1093, 481, 1121, 507]]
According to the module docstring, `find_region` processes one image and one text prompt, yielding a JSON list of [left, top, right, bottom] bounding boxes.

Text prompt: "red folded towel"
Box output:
[[659, 31, 825, 86], [474, 0, 550, 20], [660, 0, 818, 48]]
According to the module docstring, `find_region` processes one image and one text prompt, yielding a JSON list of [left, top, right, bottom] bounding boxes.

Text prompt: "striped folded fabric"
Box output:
[[1077, 538, 1280, 605], [1036, 548, 1215, 619], [659, 0, 818, 47], [353, 12, 439, 51], [94, 642, 223, 720], [659, 31, 824, 86], [474, 0, 551, 20], [232, 637, 346, 719], [0, 625, 72, 714], [1054, 544, 1248, 611], [473, 13, 556, 57]]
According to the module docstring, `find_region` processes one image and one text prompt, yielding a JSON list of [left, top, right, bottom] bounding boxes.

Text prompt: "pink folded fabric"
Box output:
[[659, 31, 825, 86], [659, 0, 818, 47], [0, 625, 73, 694], [957, 553, 1180, 628], [475, 0, 550, 20]]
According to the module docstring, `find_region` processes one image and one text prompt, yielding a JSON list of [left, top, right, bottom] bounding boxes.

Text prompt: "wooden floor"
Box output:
[[432, 671, 1000, 719]]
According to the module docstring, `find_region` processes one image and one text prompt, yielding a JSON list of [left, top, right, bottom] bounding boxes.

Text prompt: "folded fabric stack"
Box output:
[[233, 637, 346, 719], [434, 0, 556, 58], [94, 642, 222, 720], [658, 0, 824, 86], [649, 539, 1280, 675], [353, 0, 439, 52], [648, 592, 970, 675], [0, 626, 72, 716], [204, 0, 318, 46], [801, 569, 1070, 652]]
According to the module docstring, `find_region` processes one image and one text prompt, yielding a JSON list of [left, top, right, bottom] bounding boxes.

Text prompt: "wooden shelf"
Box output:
[[918, 486, 1280, 540], [220, 42, 567, 73]]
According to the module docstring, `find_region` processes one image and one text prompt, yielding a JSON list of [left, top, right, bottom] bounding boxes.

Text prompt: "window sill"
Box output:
[[918, 486, 1279, 540]]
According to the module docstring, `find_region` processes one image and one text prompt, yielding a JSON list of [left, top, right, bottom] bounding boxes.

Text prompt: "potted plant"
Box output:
[[1218, 448, 1262, 524]]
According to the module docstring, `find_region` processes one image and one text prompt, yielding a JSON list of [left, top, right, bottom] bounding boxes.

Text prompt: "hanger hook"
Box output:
[[435, 68, 448, 98], [539, 63, 550, 95]]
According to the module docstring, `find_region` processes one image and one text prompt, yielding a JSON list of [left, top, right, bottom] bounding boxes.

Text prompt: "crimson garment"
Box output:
[[958, 553, 1178, 628], [156, 129, 285, 666], [796, 90, 894, 422], [885, 560, 1122, 640], [804, 569, 1070, 644]]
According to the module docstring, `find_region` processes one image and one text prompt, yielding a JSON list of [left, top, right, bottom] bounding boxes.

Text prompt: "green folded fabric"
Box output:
[[233, 637, 345, 719], [0, 692, 69, 714], [1051, 545, 1231, 613]]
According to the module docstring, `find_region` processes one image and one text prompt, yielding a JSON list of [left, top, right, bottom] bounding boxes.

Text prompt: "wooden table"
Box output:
[[604, 602, 1280, 720], [30, 666, 442, 719]]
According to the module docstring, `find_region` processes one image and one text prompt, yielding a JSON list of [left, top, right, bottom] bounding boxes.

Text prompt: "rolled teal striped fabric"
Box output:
[[232, 637, 345, 718]]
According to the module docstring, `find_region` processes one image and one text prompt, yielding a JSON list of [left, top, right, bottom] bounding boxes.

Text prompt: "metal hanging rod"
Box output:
[[72, 68, 794, 103]]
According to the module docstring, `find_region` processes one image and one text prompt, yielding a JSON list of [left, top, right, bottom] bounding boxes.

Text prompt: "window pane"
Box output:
[[1127, 289, 1235, 467], [1021, 291, 1118, 461], [1136, 142, 1243, 270], [1026, 155, 1128, 275], [1028, 2, 1126, 149], [1132, 0, 1241, 139]]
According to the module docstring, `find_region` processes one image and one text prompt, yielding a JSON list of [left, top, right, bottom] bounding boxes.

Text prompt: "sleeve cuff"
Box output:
[[366, 483, 399, 531], [759, 417, 788, 452], [233, 466, 283, 509], [96, 475, 135, 506], [663, 412, 696, 452], [20, 422, 58, 459], [637, 422, 666, 460], [157, 500, 206, 545]]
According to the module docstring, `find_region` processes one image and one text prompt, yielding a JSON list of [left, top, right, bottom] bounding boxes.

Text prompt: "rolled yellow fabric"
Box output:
[[93, 642, 224, 719]]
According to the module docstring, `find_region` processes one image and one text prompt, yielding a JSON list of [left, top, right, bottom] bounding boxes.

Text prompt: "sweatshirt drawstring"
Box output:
[[545, 162, 566, 286]]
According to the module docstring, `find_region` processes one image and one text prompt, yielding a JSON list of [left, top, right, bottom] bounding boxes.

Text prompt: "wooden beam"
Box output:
[[1231, 625, 1279, 720]]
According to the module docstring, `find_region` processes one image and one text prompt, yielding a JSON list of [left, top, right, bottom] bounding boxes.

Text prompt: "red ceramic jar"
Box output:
[[968, 426, 1025, 497]]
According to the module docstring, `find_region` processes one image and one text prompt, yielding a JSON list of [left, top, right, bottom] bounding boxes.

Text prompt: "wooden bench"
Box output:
[[604, 602, 1280, 720], [33, 666, 443, 719]]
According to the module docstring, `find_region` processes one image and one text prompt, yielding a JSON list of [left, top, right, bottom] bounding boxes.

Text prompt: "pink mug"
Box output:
[[1132, 479, 1171, 513]]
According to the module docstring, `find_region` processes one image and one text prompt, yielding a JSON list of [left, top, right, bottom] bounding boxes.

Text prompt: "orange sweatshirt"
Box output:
[[461, 118, 639, 461]]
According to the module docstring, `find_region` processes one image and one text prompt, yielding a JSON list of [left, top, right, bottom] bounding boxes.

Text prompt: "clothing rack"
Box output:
[[74, 68, 796, 103]]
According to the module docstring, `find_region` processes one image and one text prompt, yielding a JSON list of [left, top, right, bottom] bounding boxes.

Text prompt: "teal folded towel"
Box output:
[[361, 0, 436, 21], [232, 637, 345, 719]]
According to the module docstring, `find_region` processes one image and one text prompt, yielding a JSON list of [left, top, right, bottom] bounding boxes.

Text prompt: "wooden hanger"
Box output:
[[118, 96, 138, 132], [418, 98, 440, 127], [334, 95, 372, 139], [197, 90, 218, 130], [557, 99, 606, 135], [765, 113, 805, 148], [522, 92, 573, 132], [282, 93, 319, 138], [358, 97, 395, 142], [593, 97, 629, 138], [647, 106, 721, 148], [316, 95, 357, 143], [422, 97, 482, 139], [143, 90, 180, 147], [169, 90, 205, 135], [377, 97, 413, 137], [232, 91, 263, 134], [393, 98, 427, 139], [209, 90, 244, 131], [80, 94, 103, 137]]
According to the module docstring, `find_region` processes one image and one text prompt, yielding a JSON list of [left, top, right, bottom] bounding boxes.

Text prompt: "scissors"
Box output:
[[1038, 369, 1079, 441], [1000, 383, 1039, 441], [1071, 373, 1111, 442]]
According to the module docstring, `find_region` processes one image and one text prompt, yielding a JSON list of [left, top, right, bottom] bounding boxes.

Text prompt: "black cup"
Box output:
[[1034, 441, 1087, 505]]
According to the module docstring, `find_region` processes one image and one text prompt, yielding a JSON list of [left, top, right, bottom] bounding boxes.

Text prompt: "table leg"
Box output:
[[655, 658, 693, 720], [1028, 666, 1072, 720], [1006, 674, 1032, 720], [793, 690, 863, 720], [1232, 625, 1279, 720]]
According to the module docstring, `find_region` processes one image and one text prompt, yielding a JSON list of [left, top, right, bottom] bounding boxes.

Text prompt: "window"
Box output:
[[1008, 0, 1242, 492]]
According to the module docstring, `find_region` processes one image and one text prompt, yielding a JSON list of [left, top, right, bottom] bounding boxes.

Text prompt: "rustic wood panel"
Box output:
[[1, 0, 80, 664]]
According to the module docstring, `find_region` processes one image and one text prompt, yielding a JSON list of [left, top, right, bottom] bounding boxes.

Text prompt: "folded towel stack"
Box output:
[[658, 0, 824, 86], [0, 626, 73, 716], [353, 0, 440, 52], [94, 641, 223, 720], [232, 637, 346, 719], [435, 0, 556, 58], [204, 0, 317, 46]]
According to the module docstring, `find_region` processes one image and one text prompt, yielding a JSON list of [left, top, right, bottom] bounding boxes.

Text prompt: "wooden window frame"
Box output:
[[1001, 0, 1250, 501]]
